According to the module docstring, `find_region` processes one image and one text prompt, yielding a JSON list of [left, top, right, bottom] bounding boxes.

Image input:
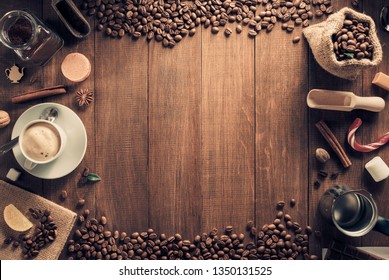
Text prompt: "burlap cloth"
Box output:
[[0, 180, 76, 260], [303, 7, 382, 80]]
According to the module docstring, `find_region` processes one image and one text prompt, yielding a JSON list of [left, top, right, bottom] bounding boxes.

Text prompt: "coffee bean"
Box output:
[[61, 190, 68, 200], [236, 25, 243, 34], [330, 172, 339, 181], [284, 214, 292, 222], [290, 199, 296, 207], [83, 209, 90, 217], [100, 216, 107, 225], [276, 201, 286, 209], [314, 180, 321, 189], [174, 35, 182, 42], [211, 27, 219, 34], [77, 198, 86, 207], [224, 28, 232, 36], [4, 236, 13, 244], [318, 170, 328, 178], [276, 211, 284, 219], [292, 36, 300, 43]]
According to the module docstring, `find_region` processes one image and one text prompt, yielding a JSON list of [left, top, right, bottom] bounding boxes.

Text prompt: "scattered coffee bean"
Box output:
[[100, 216, 107, 225], [286, 25, 295, 32], [82, 167, 90, 177], [276, 201, 286, 209], [330, 172, 339, 180], [77, 198, 86, 207], [224, 27, 232, 37], [292, 36, 301, 44], [246, 220, 254, 230], [83, 209, 90, 217], [236, 25, 242, 34], [60, 190, 68, 200], [290, 198, 296, 207], [318, 170, 328, 178], [284, 214, 292, 221], [189, 29, 196, 37], [248, 30, 258, 38], [78, 215, 85, 224], [314, 180, 321, 189], [211, 27, 219, 34]]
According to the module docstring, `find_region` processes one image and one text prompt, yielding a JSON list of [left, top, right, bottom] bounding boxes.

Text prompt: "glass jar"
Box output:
[[0, 10, 63, 66]]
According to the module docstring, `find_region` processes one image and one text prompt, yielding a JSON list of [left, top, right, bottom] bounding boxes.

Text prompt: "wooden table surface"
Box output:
[[0, 0, 388, 259]]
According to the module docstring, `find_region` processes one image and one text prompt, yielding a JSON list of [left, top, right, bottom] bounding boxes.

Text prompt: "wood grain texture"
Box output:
[[201, 26, 255, 235], [255, 21, 309, 236], [94, 33, 149, 233], [148, 35, 202, 238], [1, 1, 389, 260]]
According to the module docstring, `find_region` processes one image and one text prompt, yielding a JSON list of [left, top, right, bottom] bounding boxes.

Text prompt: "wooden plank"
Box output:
[[201, 26, 255, 236], [148, 35, 202, 238], [0, 1, 44, 193], [308, 1, 364, 256], [255, 13, 309, 244], [361, 0, 389, 246], [94, 33, 149, 233]]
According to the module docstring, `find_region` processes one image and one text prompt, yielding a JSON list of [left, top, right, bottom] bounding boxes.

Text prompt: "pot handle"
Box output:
[[373, 216, 389, 236]]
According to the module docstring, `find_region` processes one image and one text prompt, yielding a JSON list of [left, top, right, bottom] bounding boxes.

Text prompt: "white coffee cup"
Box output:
[[19, 119, 67, 170]]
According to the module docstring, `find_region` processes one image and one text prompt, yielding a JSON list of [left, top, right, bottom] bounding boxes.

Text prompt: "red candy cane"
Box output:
[[347, 118, 389, 152]]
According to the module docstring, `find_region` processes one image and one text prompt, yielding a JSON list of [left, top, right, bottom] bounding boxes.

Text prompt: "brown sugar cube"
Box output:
[[372, 72, 389, 91]]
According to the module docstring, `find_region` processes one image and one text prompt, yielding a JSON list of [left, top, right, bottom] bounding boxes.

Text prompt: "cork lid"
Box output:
[[61, 52, 91, 82]]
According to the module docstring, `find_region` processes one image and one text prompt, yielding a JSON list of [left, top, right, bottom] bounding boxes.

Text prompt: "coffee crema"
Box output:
[[21, 122, 61, 162]]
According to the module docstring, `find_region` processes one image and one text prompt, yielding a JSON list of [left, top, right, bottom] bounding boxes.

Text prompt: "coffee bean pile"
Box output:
[[66, 201, 318, 260], [3, 208, 58, 259], [333, 17, 374, 61], [81, 0, 334, 47]]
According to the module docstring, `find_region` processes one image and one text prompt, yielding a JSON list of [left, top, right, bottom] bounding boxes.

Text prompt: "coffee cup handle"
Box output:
[[373, 216, 389, 236], [24, 159, 37, 170]]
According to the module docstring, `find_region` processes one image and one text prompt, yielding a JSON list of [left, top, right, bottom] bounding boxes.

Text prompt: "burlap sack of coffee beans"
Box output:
[[303, 7, 382, 80]]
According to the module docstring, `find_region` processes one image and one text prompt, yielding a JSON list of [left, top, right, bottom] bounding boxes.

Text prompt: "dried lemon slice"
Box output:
[[3, 204, 33, 232]]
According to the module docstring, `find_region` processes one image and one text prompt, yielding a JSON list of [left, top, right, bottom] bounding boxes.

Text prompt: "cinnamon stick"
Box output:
[[318, 121, 351, 164], [315, 120, 352, 168], [11, 86, 67, 104]]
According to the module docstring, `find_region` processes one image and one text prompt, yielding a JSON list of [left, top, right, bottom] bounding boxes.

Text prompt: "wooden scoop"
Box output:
[[307, 89, 385, 112]]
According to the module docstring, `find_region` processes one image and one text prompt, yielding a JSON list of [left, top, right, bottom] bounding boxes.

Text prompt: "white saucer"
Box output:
[[11, 103, 87, 179]]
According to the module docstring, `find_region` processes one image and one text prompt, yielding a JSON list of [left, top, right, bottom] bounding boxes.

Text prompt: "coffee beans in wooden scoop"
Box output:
[[333, 16, 374, 61]]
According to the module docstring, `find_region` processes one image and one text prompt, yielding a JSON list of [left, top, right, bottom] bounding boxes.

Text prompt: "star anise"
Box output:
[[75, 88, 94, 106]]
